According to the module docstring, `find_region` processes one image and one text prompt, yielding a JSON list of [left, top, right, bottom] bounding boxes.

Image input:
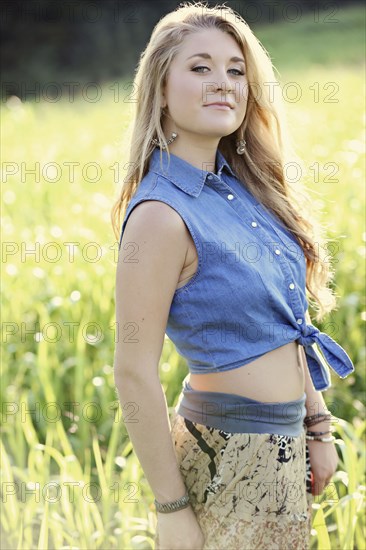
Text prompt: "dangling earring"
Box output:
[[236, 136, 247, 155], [151, 105, 178, 150]]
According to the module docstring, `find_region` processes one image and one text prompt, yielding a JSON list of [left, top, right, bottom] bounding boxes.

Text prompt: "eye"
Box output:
[[191, 66, 245, 76], [191, 66, 209, 73], [229, 69, 245, 76]]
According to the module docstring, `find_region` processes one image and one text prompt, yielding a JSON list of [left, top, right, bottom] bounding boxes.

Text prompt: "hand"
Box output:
[[156, 505, 205, 550], [307, 438, 339, 496]]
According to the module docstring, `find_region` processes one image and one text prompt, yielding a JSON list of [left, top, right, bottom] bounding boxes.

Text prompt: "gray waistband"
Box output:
[[176, 378, 307, 437]]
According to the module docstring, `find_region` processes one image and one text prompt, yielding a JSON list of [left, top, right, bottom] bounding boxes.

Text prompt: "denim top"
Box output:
[[118, 147, 355, 391]]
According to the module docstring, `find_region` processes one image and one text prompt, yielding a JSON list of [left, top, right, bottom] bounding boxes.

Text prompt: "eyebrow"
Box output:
[[186, 52, 245, 64]]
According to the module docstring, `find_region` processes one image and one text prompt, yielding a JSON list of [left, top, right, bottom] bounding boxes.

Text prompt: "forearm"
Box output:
[[300, 346, 332, 431], [303, 309, 332, 424], [114, 373, 187, 503]]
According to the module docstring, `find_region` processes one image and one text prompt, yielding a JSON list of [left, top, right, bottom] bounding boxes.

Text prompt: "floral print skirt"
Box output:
[[154, 407, 314, 550]]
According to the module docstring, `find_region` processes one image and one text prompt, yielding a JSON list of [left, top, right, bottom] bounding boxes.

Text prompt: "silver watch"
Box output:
[[154, 491, 190, 513]]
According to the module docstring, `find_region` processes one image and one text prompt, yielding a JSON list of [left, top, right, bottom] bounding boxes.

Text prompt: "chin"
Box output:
[[203, 127, 237, 137]]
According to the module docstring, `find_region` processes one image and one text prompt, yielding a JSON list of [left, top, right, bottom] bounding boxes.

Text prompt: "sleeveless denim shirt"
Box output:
[[118, 147, 355, 392]]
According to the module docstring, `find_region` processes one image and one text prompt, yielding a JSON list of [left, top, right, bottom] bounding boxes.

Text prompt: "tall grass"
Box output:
[[1, 4, 365, 549]]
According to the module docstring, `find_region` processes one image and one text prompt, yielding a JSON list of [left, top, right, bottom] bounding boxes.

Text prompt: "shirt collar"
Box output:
[[149, 147, 236, 198]]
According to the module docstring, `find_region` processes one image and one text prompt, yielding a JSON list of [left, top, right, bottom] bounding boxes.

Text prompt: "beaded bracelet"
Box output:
[[304, 412, 332, 424], [304, 414, 333, 428], [304, 412, 332, 422], [305, 434, 335, 443], [154, 491, 190, 513], [306, 429, 333, 436]]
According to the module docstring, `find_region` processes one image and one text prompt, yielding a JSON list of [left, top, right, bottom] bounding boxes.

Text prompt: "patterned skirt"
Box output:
[[154, 407, 314, 550]]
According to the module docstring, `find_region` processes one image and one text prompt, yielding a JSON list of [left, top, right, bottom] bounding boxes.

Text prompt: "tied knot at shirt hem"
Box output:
[[296, 323, 355, 392]]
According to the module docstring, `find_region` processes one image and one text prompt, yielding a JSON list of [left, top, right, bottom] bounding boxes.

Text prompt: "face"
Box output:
[[161, 28, 248, 144]]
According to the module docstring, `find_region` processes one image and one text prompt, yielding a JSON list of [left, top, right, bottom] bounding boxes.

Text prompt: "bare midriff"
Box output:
[[189, 342, 306, 403], [177, 224, 306, 404]]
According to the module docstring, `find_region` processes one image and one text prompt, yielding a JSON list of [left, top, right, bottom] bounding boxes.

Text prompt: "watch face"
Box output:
[[305, 440, 313, 494]]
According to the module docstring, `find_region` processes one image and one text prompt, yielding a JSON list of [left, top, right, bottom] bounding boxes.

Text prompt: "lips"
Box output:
[[204, 102, 233, 109]]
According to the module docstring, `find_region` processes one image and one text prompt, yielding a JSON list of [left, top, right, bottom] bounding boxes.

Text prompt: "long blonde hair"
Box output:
[[111, 1, 338, 322]]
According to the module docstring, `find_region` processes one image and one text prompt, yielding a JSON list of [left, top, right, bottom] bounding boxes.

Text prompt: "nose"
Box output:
[[214, 67, 234, 93]]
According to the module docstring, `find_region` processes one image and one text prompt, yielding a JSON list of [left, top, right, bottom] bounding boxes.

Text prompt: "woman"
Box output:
[[111, 3, 355, 549]]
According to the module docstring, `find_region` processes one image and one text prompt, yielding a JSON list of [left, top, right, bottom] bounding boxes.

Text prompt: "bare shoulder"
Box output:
[[125, 199, 187, 230], [120, 200, 190, 259], [115, 200, 190, 377]]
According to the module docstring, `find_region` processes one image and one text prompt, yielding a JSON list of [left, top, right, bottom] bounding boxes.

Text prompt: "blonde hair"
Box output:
[[111, 1, 338, 322]]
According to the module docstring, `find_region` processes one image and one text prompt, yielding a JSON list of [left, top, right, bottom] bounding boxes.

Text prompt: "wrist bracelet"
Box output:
[[304, 414, 333, 428], [306, 421, 332, 429], [305, 434, 335, 443], [305, 412, 332, 420], [154, 491, 190, 513], [304, 413, 332, 424], [306, 429, 332, 436]]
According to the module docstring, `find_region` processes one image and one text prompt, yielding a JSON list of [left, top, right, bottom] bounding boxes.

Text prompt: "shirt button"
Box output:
[[289, 283, 295, 290], [207, 175, 213, 180], [251, 221, 258, 227], [296, 318, 303, 324], [275, 248, 281, 255], [227, 194, 234, 200]]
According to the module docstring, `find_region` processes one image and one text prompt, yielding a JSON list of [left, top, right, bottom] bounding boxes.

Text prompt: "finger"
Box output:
[[312, 480, 328, 496]]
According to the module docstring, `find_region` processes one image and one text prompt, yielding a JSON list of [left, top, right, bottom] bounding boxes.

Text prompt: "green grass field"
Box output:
[[1, 3, 365, 549]]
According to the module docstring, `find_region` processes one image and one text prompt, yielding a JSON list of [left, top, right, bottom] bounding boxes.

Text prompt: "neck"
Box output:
[[161, 121, 220, 173], [165, 139, 219, 173]]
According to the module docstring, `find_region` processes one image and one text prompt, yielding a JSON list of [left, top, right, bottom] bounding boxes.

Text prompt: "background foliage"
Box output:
[[1, 0, 364, 99]]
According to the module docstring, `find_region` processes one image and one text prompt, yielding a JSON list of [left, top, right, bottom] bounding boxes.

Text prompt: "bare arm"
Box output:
[[302, 311, 339, 498], [302, 310, 331, 424], [114, 200, 190, 504]]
